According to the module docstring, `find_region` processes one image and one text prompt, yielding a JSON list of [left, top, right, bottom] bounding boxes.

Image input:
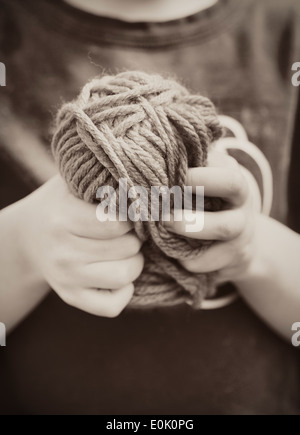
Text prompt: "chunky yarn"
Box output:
[[52, 71, 223, 308]]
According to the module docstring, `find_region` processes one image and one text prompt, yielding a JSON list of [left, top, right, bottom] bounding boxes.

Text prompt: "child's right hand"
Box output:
[[19, 175, 144, 317]]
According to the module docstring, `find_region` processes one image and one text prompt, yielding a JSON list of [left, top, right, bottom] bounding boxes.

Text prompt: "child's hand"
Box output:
[[20, 175, 144, 317], [165, 151, 257, 284]]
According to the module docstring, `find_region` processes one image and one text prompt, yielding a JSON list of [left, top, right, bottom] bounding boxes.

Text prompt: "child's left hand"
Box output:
[[165, 151, 258, 284]]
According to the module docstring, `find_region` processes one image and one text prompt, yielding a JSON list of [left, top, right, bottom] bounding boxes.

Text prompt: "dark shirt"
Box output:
[[0, 0, 300, 414]]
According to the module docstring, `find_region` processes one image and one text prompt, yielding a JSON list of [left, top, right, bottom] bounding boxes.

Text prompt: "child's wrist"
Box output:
[[13, 196, 47, 287], [234, 214, 272, 286]]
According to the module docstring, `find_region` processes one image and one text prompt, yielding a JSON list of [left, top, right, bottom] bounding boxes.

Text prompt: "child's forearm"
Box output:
[[235, 214, 300, 342], [0, 200, 50, 333]]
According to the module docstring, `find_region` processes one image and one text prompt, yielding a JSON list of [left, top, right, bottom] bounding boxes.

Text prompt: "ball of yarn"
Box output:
[[52, 71, 223, 308]]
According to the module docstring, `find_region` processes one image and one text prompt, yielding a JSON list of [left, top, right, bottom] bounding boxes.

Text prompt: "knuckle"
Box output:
[[114, 221, 132, 236], [117, 254, 144, 287], [127, 235, 142, 256], [219, 211, 246, 240], [180, 258, 199, 273], [131, 253, 145, 278], [218, 220, 235, 240], [101, 221, 130, 239], [227, 170, 244, 196], [235, 211, 247, 236], [115, 265, 131, 288], [48, 254, 82, 290], [58, 289, 77, 307], [98, 220, 115, 237], [104, 302, 125, 318], [239, 243, 253, 265], [51, 248, 72, 271]]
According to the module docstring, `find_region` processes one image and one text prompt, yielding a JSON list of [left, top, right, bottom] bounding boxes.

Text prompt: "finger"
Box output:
[[186, 166, 248, 207], [165, 209, 246, 241], [68, 198, 132, 239], [78, 253, 144, 290], [50, 175, 105, 235], [61, 283, 135, 317], [180, 242, 235, 273], [70, 231, 142, 261], [50, 175, 132, 239]]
